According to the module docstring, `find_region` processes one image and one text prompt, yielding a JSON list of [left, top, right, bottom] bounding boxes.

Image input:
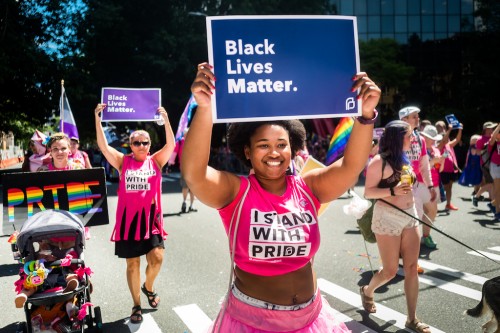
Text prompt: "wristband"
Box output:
[[390, 187, 395, 196], [427, 186, 433, 190], [356, 109, 378, 125]]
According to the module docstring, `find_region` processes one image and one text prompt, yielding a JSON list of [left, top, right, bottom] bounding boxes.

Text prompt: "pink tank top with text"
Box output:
[[218, 175, 321, 277], [111, 155, 165, 241]]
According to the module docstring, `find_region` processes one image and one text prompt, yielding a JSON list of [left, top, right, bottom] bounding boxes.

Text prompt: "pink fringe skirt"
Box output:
[[208, 289, 351, 333]]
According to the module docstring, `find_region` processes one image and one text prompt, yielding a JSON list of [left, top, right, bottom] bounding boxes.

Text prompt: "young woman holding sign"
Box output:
[[182, 62, 380, 332], [94, 104, 175, 324]]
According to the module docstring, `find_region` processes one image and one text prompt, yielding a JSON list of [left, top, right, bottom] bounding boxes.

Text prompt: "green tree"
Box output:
[[0, 0, 57, 144], [0, 0, 86, 146]]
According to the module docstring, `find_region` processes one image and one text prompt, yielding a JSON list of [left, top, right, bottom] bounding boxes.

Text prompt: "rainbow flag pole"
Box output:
[[325, 117, 354, 165]]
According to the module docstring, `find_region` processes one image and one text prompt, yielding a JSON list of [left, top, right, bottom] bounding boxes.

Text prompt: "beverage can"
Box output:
[[401, 174, 412, 184], [401, 165, 413, 185]]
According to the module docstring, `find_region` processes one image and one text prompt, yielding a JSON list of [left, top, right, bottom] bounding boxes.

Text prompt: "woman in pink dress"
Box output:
[[94, 104, 175, 323]]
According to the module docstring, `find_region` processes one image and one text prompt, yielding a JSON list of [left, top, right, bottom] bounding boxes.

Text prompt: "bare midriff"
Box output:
[[234, 262, 316, 306]]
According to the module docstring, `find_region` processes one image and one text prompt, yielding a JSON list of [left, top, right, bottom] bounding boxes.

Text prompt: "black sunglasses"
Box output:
[[132, 141, 150, 147]]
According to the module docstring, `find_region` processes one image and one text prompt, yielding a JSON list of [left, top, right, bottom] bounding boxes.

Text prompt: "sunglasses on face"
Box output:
[[132, 141, 150, 147]]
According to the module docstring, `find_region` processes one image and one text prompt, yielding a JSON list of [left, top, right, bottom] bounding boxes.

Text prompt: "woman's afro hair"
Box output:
[[227, 120, 306, 168]]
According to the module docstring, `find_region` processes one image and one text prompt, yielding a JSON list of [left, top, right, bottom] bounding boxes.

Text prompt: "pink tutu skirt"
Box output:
[[208, 289, 351, 333]]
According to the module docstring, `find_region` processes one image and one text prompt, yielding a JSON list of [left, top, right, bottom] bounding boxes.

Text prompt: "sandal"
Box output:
[[359, 285, 376, 313], [405, 319, 431, 333], [141, 283, 160, 308], [130, 305, 143, 324]]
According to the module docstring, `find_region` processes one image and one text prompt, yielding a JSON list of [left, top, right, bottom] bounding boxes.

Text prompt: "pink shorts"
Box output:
[[208, 289, 351, 333]]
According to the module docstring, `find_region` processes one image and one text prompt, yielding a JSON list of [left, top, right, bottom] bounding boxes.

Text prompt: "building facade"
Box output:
[[331, 0, 478, 43]]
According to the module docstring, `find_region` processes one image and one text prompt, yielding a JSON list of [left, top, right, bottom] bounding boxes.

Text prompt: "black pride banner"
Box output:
[[2, 168, 109, 234]]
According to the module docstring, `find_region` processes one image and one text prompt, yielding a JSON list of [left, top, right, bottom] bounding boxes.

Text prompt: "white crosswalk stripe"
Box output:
[[173, 304, 212, 333], [467, 250, 500, 261], [415, 260, 488, 285], [397, 267, 482, 301]]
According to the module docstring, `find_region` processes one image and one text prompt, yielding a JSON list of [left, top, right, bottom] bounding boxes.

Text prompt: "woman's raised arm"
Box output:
[[181, 63, 240, 209], [94, 103, 123, 172]]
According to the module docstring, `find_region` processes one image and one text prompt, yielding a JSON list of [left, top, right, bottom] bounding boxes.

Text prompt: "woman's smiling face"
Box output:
[[244, 124, 291, 179], [130, 132, 151, 160], [49, 139, 70, 166]]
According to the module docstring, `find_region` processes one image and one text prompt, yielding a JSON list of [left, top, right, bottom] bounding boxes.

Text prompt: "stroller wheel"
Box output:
[[93, 306, 103, 333], [15, 322, 27, 333]]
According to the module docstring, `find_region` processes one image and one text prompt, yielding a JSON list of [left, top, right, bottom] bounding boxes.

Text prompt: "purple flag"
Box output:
[[59, 85, 79, 139]]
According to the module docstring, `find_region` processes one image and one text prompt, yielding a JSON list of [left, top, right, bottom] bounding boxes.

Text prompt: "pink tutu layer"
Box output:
[[208, 290, 351, 333]]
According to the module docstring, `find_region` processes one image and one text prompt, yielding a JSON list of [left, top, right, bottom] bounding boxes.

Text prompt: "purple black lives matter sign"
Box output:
[[206, 15, 360, 123], [100, 88, 161, 122]]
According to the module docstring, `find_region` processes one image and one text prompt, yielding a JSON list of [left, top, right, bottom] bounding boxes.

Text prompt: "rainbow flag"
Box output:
[[325, 117, 354, 165]]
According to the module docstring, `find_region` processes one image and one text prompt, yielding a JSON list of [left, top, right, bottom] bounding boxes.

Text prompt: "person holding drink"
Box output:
[[362, 120, 431, 333]]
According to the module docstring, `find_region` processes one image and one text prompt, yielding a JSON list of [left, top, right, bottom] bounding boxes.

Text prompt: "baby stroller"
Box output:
[[14, 209, 103, 333]]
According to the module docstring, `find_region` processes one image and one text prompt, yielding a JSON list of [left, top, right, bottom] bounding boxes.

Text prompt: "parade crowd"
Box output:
[[8, 66, 500, 333]]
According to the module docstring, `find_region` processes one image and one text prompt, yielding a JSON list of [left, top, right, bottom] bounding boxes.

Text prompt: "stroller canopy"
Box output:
[[17, 209, 85, 261]]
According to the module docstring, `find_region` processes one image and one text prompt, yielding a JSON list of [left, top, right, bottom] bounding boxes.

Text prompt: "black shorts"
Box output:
[[115, 234, 164, 258], [440, 172, 458, 185]]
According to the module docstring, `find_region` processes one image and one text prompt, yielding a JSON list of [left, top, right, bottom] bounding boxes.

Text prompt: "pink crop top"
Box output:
[[218, 174, 321, 277]]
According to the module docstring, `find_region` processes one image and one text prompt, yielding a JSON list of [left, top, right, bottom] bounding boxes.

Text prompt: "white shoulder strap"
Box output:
[[297, 184, 318, 217], [296, 182, 318, 266], [213, 178, 251, 333]]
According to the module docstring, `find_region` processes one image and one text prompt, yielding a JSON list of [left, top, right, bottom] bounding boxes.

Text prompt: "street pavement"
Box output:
[[1, 172, 499, 333]]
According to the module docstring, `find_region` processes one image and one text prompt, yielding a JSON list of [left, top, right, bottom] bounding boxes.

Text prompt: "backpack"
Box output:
[[356, 199, 376, 243]]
